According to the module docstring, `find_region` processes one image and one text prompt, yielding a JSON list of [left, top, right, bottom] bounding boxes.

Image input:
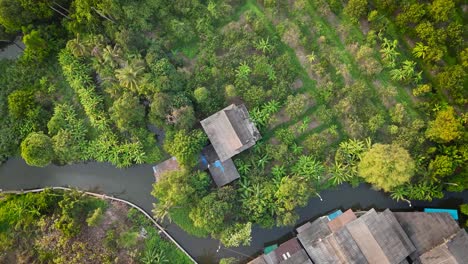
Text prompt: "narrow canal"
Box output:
[[1, 158, 467, 263]]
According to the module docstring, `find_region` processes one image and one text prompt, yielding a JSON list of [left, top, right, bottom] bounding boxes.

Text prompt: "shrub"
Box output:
[[118, 231, 139, 249], [344, 0, 368, 23], [20, 132, 54, 167], [86, 207, 104, 227]]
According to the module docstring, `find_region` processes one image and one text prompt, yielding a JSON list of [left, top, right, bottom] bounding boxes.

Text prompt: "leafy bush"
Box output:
[[118, 231, 139, 249]]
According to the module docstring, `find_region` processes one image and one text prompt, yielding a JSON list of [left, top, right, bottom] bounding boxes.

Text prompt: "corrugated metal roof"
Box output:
[[327, 209, 356, 232], [152, 157, 180, 181], [394, 212, 460, 256], [200, 104, 260, 162], [447, 229, 468, 263]]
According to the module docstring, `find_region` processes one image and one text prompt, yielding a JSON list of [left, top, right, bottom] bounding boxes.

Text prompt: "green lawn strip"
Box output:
[[344, 20, 420, 115], [261, 105, 320, 141], [247, 0, 320, 97], [169, 206, 210, 238], [373, 13, 447, 104], [293, 15, 347, 88], [303, 3, 387, 115], [295, 123, 329, 142]]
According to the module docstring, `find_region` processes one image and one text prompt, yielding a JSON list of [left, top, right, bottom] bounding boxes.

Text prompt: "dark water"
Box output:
[[1, 158, 467, 263], [0, 39, 24, 59]]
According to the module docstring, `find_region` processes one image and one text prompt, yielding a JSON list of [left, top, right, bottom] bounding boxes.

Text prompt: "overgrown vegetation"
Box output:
[[0, 189, 191, 263], [0, 0, 466, 249]]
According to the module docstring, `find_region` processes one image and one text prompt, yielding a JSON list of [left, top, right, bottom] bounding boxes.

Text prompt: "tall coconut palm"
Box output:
[[115, 61, 146, 92], [152, 201, 173, 222], [88, 34, 104, 60]]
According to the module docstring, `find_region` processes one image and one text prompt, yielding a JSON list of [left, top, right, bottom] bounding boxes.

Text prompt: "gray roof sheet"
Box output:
[[281, 249, 312, 264], [152, 157, 180, 181], [394, 212, 460, 256], [200, 104, 260, 161], [359, 209, 415, 263], [201, 145, 240, 186], [447, 229, 468, 263], [297, 217, 331, 246]]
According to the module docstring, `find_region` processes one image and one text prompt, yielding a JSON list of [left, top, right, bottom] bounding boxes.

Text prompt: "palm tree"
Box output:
[[401, 60, 416, 80], [292, 155, 325, 181], [257, 154, 271, 171], [267, 66, 277, 81], [390, 186, 412, 207], [88, 34, 104, 60], [237, 160, 251, 175], [265, 100, 280, 114], [271, 165, 286, 179], [299, 117, 310, 133], [412, 42, 429, 59], [66, 34, 88, 57], [102, 45, 123, 68], [152, 201, 172, 222], [390, 68, 404, 81], [380, 38, 400, 68], [115, 61, 146, 92]]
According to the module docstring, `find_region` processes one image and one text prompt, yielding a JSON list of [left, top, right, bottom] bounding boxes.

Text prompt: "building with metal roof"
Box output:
[[249, 208, 468, 264], [394, 211, 461, 256], [153, 104, 260, 187], [201, 104, 260, 162], [200, 104, 260, 186], [152, 157, 181, 182]]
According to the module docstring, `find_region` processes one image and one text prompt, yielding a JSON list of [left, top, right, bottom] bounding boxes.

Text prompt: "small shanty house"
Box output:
[[152, 157, 180, 182], [200, 104, 260, 186], [152, 155, 209, 182], [201, 104, 260, 162]]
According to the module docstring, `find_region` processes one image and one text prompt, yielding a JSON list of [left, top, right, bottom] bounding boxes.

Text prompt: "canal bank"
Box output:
[[1, 158, 467, 263]]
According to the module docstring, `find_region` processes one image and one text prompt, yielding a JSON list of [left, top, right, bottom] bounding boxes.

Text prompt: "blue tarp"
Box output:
[[214, 160, 224, 172], [327, 209, 343, 220], [424, 208, 458, 220]]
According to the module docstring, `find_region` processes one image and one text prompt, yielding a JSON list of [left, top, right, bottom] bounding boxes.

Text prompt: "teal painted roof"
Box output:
[[327, 209, 343, 220], [424, 208, 458, 220], [264, 244, 278, 254]]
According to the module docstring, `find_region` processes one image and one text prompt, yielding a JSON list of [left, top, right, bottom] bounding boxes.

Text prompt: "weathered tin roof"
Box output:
[[201, 104, 260, 162]]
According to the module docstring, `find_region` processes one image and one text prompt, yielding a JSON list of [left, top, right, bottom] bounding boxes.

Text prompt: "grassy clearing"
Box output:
[[170, 206, 210, 238]]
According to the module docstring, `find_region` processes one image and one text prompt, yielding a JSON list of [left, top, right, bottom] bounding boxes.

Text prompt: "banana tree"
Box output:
[[390, 186, 412, 207], [329, 161, 351, 185], [255, 38, 273, 53]]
